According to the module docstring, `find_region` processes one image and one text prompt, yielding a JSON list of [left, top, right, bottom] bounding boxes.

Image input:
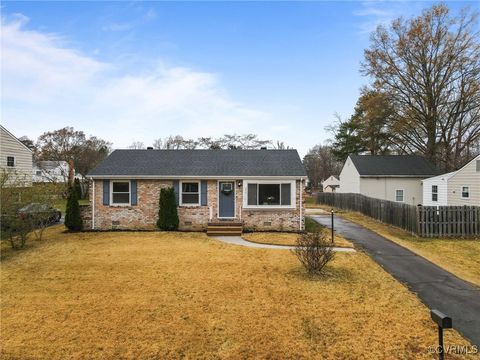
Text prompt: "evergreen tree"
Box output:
[[74, 178, 82, 199], [157, 187, 179, 231], [65, 186, 83, 231]]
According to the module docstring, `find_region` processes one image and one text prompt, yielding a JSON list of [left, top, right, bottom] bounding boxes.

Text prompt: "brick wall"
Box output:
[[87, 179, 305, 232]]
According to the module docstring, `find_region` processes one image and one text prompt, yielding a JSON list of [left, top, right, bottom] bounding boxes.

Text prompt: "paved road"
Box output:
[[312, 215, 480, 346], [213, 236, 355, 252]]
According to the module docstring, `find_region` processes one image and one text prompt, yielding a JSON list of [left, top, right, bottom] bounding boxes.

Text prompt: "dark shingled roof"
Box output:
[[350, 155, 440, 177], [88, 149, 307, 177]]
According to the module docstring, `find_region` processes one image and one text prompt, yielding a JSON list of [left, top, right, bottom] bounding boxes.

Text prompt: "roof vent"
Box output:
[[147, 147, 153, 150], [260, 147, 267, 150]]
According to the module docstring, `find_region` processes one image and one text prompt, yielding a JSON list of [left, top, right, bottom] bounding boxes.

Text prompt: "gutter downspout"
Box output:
[[91, 177, 95, 230]]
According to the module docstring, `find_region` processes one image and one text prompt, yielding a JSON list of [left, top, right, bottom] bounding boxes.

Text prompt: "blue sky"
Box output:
[[1, 1, 477, 156]]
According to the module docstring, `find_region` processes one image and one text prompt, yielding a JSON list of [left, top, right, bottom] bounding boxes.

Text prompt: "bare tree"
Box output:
[[128, 141, 145, 149], [303, 145, 342, 189], [362, 4, 480, 171]]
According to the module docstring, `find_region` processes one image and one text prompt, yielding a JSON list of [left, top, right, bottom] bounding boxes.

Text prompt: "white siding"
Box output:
[[422, 172, 454, 206], [447, 155, 480, 206], [322, 175, 340, 193], [359, 177, 424, 205], [338, 157, 360, 193], [0, 126, 33, 186]]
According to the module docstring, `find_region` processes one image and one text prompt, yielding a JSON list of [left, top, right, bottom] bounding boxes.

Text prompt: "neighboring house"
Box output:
[[338, 154, 439, 205], [422, 155, 480, 206], [33, 161, 70, 183], [87, 149, 307, 232], [322, 175, 340, 193], [0, 125, 33, 187]]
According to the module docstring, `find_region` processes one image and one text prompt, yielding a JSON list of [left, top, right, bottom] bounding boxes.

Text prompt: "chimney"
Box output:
[[260, 147, 267, 150], [147, 147, 153, 150], [68, 159, 74, 185]]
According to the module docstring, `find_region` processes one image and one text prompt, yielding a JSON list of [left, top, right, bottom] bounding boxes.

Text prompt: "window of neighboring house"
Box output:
[[180, 181, 200, 205], [432, 185, 438, 202], [395, 189, 404, 202], [111, 181, 130, 205], [246, 182, 293, 207], [36, 170, 42, 176], [461, 186, 470, 198], [6, 156, 14, 167], [476, 160, 480, 172]]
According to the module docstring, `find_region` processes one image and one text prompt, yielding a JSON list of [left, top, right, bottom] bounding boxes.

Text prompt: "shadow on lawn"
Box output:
[[287, 263, 356, 283]]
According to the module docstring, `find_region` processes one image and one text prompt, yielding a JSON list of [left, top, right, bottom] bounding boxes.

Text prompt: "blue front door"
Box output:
[[218, 181, 235, 218]]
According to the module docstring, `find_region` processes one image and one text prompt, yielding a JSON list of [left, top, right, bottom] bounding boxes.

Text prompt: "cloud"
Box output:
[[354, 1, 424, 34], [1, 15, 276, 149]]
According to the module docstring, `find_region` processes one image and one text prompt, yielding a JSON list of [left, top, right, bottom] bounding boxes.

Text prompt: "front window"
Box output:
[[432, 185, 438, 202], [462, 186, 469, 198], [7, 156, 14, 167], [112, 181, 130, 204], [395, 189, 404, 202], [181, 182, 200, 205], [246, 182, 293, 207]]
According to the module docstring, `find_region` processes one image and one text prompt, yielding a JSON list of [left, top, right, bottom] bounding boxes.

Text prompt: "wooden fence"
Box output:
[[316, 192, 480, 238]]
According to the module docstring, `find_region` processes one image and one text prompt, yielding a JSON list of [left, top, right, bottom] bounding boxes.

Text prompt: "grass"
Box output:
[[54, 199, 89, 214], [313, 204, 480, 286], [1, 226, 475, 359], [242, 217, 353, 248]]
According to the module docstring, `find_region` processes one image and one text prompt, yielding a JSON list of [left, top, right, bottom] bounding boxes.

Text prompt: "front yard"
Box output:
[[1, 226, 475, 359]]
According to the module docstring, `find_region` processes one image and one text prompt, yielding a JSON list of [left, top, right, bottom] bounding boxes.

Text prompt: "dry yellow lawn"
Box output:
[[330, 210, 480, 286], [1, 226, 475, 359], [242, 230, 353, 248]]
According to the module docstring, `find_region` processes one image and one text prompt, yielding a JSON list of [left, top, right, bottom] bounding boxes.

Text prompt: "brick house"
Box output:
[[85, 149, 307, 233]]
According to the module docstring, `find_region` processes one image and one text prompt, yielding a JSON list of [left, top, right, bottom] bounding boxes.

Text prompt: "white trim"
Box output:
[[243, 179, 296, 209], [461, 185, 470, 199], [217, 180, 236, 219], [299, 179, 303, 231], [91, 178, 95, 229], [179, 180, 201, 206], [110, 180, 131, 206], [431, 184, 438, 202], [395, 189, 404, 203], [90, 175, 307, 180]]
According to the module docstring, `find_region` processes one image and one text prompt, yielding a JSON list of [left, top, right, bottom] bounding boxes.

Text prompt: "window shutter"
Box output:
[[173, 180, 179, 205], [131, 180, 137, 205], [201, 180, 208, 206], [103, 180, 110, 205]]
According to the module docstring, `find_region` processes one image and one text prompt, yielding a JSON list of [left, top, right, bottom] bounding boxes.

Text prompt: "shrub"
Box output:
[[65, 186, 83, 231], [292, 231, 335, 275], [157, 187, 179, 231], [74, 178, 82, 199]]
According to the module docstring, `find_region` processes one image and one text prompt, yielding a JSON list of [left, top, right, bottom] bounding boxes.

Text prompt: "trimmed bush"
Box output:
[[292, 231, 334, 275], [157, 187, 179, 231], [74, 178, 82, 199], [65, 186, 83, 231]]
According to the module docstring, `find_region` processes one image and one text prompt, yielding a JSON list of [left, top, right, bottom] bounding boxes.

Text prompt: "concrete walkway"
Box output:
[[312, 215, 480, 346], [213, 236, 355, 252]]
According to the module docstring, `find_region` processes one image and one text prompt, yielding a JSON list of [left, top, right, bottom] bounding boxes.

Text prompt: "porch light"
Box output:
[[237, 180, 243, 187]]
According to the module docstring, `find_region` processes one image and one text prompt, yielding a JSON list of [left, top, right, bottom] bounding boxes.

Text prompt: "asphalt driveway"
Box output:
[[311, 215, 480, 346]]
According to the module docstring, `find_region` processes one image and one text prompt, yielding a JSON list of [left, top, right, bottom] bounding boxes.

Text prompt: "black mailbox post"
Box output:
[[331, 209, 334, 244], [430, 310, 452, 360]]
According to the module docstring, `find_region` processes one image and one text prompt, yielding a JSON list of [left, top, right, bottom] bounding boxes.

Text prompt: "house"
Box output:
[[33, 161, 70, 183], [86, 149, 307, 232], [0, 125, 33, 187], [422, 155, 480, 206], [322, 175, 340, 193], [338, 154, 439, 205]]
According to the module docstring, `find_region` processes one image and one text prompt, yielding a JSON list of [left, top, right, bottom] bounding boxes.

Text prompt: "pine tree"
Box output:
[[157, 187, 179, 231], [65, 186, 83, 231], [74, 178, 82, 199]]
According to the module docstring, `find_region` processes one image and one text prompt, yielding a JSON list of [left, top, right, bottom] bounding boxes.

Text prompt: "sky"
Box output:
[[1, 1, 477, 157]]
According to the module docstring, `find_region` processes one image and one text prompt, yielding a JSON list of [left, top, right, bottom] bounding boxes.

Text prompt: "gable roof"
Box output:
[[349, 154, 439, 177], [422, 171, 457, 183], [88, 149, 307, 178], [0, 125, 33, 153]]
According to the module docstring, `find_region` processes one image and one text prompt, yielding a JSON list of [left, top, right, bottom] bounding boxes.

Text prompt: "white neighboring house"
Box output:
[[322, 175, 340, 193], [338, 154, 439, 205], [33, 161, 70, 183], [422, 155, 480, 206], [0, 125, 33, 186]]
